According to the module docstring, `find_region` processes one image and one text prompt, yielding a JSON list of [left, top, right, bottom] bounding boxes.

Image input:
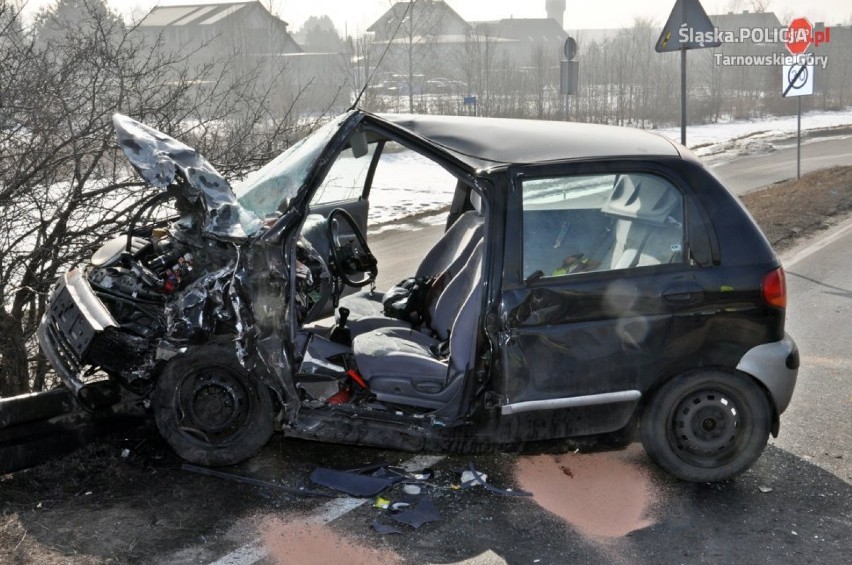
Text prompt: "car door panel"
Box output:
[[498, 164, 695, 424]]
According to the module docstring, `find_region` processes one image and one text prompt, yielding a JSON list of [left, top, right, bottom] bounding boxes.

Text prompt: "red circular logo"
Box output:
[[786, 17, 813, 55]]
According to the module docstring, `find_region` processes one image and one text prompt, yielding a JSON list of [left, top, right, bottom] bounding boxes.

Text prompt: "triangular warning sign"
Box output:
[[656, 0, 721, 52]]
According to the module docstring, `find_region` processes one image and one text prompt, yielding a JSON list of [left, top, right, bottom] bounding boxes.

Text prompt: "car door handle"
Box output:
[[662, 284, 704, 305]]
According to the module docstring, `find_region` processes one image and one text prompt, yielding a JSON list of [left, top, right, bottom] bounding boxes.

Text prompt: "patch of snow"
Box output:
[[653, 108, 852, 162]]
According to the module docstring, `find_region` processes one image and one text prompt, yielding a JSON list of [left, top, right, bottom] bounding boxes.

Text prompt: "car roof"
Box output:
[[375, 113, 683, 171]]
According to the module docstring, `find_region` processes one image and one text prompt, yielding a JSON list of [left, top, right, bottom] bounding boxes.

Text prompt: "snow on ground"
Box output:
[[367, 144, 458, 227], [653, 108, 852, 162], [368, 108, 852, 233]]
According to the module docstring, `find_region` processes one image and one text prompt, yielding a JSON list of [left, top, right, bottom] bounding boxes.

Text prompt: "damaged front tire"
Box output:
[[153, 345, 274, 467]]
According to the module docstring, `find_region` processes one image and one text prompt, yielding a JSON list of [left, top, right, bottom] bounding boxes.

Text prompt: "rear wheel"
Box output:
[[152, 346, 273, 466], [641, 370, 771, 482]]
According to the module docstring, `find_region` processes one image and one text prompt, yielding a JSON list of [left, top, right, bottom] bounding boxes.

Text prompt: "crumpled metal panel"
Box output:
[[113, 114, 262, 240]]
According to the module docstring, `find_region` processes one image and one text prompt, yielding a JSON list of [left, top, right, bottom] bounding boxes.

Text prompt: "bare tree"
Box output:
[[0, 0, 308, 396]]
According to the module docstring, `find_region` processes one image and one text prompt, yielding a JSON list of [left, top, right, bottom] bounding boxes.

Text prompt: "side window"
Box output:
[[311, 143, 377, 206], [521, 172, 684, 279]]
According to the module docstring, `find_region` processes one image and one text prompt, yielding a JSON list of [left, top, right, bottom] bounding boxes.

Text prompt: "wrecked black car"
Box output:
[[38, 110, 799, 482]]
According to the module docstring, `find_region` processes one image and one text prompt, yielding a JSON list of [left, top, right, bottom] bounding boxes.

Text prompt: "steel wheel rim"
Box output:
[[668, 387, 745, 467], [175, 367, 250, 446]]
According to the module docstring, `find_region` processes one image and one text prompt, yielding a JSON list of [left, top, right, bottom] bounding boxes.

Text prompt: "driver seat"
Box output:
[[351, 242, 483, 409], [339, 190, 484, 323]]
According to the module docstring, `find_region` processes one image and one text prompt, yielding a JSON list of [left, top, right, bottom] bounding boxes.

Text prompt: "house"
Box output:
[[491, 18, 568, 63], [138, 1, 302, 59], [367, 0, 469, 42], [137, 2, 352, 114]]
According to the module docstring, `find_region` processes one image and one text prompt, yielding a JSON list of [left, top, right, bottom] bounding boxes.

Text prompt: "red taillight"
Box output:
[[761, 267, 786, 308]]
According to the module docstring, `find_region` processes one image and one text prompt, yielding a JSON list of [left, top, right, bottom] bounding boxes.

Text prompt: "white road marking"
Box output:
[[782, 215, 852, 269], [209, 454, 445, 565]]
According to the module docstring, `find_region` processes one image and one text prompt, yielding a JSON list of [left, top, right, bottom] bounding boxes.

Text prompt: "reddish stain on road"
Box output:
[[260, 517, 401, 565], [515, 446, 659, 539]]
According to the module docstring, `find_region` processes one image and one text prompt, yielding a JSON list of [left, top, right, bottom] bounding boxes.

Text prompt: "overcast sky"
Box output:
[[20, 0, 852, 33]]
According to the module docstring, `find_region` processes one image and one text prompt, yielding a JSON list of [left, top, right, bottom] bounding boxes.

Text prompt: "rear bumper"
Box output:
[[38, 270, 117, 394], [736, 333, 799, 414]]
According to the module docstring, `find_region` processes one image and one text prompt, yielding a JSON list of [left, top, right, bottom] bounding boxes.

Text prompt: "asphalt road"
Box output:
[[712, 135, 852, 194]]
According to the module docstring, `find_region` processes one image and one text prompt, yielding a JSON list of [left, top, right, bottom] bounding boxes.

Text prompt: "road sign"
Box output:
[[782, 64, 814, 97], [563, 37, 577, 61], [786, 18, 813, 55], [463, 96, 477, 105], [782, 62, 814, 179], [656, 0, 719, 146], [655, 0, 720, 53]]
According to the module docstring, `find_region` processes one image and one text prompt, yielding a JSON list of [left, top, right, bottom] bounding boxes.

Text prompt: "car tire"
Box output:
[[152, 345, 274, 467], [640, 370, 771, 482]]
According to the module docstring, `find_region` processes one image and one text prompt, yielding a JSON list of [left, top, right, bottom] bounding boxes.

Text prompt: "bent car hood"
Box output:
[[113, 114, 262, 240]]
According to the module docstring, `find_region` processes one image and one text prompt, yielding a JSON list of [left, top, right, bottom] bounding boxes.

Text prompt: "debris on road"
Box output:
[[460, 462, 532, 497], [388, 498, 442, 528], [182, 464, 333, 497], [309, 466, 403, 497]]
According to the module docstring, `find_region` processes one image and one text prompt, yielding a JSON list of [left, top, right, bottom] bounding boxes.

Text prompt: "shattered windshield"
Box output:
[[234, 113, 352, 218]]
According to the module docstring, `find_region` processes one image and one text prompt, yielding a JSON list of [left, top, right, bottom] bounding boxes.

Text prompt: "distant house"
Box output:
[[138, 1, 302, 62], [491, 18, 568, 62], [365, 1, 472, 101], [136, 2, 352, 114], [367, 0, 469, 42], [710, 10, 783, 57]]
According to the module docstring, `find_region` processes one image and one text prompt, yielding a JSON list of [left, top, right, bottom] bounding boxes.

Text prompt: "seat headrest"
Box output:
[[601, 174, 679, 226]]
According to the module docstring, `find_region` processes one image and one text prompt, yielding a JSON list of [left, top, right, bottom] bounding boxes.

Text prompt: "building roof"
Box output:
[[367, 0, 469, 35], [494, 18, 567, 43], [377, 113, 681, 170], [139, 1, 288, 27], [710, 10, 782, 31]]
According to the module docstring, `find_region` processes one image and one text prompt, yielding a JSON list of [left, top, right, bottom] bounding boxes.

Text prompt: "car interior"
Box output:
[[291, 134, 488, 413], [522, 172, 684, 280]]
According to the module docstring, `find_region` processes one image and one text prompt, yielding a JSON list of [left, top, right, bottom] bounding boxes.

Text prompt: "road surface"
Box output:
[[712, 135, 852, 194]]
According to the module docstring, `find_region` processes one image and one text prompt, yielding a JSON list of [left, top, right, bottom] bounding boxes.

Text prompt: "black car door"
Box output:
[[497, 162, 700, 425]]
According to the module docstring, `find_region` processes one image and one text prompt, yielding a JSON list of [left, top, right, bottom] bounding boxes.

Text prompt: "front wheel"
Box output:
[[152, 346, 274, 467], [640, 370, 772, 482]]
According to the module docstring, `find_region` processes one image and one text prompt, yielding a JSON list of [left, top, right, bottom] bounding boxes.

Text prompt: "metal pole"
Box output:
[[797, 96, 802, 179], [680, 48, 687, 145]]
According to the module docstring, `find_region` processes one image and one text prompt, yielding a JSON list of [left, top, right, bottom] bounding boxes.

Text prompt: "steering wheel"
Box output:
[[326, 208, 378, 288]]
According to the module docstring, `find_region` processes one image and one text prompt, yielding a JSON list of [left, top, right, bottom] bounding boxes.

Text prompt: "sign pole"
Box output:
[[680, 48, 687, 145], [797, 96, 802, 179], [656, 0, 719, 145]]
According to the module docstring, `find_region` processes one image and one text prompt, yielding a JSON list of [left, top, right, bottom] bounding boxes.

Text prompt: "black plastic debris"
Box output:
[[388, 498, 442, 528], [182, 464, 333, 497], [309, 467, 400, 497], [371, 517, 404, 535]]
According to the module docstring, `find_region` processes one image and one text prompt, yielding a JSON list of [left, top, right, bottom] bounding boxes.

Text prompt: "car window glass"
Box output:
[[522, 172, 684, 279], [234, 116, 345, 217], [310, 142, 378, 206]]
